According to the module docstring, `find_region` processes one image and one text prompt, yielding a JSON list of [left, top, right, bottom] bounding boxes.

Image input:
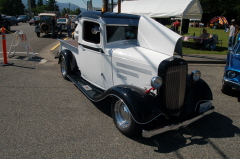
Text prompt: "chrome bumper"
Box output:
[[224, 77, 240, 87], [142, 107, 214, 138]]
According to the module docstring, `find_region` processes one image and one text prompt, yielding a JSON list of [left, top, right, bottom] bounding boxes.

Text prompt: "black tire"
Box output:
[[40, 23, 50, 33], [111, 97, 140, 137], [37, 33, 40, 37], [221, 80, 232, 94], [60, 55, 70, 80]]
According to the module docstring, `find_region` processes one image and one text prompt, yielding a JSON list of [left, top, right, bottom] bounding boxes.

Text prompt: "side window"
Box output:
[[83, 21, 100, 44]]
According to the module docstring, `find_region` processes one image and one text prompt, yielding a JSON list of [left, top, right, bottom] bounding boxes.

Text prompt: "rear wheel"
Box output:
[[111, 97, 140, 136], [60, 55, 70, 80], [221, 80, 232, 94]]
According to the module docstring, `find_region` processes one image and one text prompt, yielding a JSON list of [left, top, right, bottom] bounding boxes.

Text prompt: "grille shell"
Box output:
[[158, 59, 188, 116]]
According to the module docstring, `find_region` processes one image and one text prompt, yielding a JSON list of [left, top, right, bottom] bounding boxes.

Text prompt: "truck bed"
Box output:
[[59, 39, 78, 54], [64, 40, 78, 47]]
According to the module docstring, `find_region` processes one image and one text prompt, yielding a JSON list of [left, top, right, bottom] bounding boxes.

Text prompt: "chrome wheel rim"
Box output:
[[60, 56, 66, 76], [114, 100, 131, 129]]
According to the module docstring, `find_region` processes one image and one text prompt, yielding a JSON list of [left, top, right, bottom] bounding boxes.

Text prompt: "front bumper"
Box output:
[[223, 77, 240, 90], [142, 106, 214, 138]]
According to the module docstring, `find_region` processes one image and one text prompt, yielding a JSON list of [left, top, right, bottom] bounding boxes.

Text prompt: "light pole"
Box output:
[[69, 2, 71, 14]]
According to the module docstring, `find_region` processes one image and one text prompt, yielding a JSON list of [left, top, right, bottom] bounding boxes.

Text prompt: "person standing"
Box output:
[[228, 19, 239, 48], [65, 14, 72, 37], [51, 16, 56, 38], [172, 20, 181, 32]]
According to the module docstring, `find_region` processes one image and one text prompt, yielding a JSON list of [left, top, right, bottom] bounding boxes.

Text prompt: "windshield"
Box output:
[[106, 25, 138, 43], [40, 16, 52, 20], [57, 19, 66, 22]]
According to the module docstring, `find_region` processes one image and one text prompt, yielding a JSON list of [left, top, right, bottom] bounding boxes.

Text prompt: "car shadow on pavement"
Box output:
[[93, 97, 112, 118], [221, 89, 240, 102], [130, 112, 240, 154]]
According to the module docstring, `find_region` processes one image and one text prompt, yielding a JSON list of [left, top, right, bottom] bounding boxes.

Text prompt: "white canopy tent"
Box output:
[[113, 0, 203, 19]]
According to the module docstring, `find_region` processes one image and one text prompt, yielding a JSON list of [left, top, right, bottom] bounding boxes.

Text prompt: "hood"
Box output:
[[111, 42, 171, 68], [137, 15, 182, 57]]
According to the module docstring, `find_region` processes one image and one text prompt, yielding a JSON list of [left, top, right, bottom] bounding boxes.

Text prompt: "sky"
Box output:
[[56, 0, 117, 9]]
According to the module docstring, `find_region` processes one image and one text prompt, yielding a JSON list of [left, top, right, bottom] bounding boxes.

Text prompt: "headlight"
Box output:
[[191, 70, 201, 81], [151, 76, 163, 89], [226, 70, 237, 78]]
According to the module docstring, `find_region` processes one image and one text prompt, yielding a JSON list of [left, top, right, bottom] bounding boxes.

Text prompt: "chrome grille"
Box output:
[[164, 64, 187, 116]]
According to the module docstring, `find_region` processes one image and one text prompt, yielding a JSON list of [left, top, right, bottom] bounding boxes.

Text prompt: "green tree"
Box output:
[[31, 0, 36, 9], [37, 0, 43, 6], [61, 8, 68, 16], [32, 5, 48, 15], [0, 0, 25, 16], [75, 8, 81, 15], [45, 0, 58, 11], [200, 0, 240, 23]]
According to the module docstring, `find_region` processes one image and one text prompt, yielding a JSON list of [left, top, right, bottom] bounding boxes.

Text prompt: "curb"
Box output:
[[186, 60, 226, 64]]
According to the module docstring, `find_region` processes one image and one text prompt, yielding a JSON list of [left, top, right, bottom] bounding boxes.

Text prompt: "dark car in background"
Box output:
[[6, 16, 18, 26], [57, 18, 67, 31], [17, 15, 30, 23], [221, 38, 240, 94], [0, 13, 11, 31], [29, 16, 39, 25]]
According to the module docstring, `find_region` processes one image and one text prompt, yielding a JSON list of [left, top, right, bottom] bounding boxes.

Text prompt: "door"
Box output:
[[78, 21, 105, 89]]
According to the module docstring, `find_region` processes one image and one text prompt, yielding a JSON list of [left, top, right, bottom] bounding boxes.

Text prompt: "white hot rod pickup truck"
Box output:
[[58, 11, 214, 138]]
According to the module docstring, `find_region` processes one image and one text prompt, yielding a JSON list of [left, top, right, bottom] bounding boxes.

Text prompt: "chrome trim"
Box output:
[[116, 62, 152, 75], [117, 74, 127, 80], [142, 108, 214, 138], [224, 77, 240, 86], [194, 100, 212, 111], [117, 68, 139, 78]]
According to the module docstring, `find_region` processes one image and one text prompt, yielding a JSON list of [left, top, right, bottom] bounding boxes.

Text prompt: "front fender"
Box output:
[[180, 76, 213, 117], [107, 85, 164, 124]]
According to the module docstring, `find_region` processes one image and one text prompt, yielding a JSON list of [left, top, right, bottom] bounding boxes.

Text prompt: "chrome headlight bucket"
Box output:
[[191, 70, 201, 81], [151, 76, 163, 89], [226, 70, 237, 78]]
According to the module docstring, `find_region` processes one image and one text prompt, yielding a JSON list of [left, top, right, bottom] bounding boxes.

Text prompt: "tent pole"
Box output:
[[180, 17, 183, 35]]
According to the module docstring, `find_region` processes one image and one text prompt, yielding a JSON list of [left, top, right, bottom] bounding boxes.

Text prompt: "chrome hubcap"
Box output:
[[60, 56, 66, 76], [114, 100, 131, 129]]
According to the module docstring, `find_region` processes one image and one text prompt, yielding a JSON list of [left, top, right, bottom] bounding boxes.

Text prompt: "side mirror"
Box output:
[[91, 26, 100, 34]]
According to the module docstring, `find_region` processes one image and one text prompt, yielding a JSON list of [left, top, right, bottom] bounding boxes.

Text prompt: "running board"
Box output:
[[67, 74, 104, 100]]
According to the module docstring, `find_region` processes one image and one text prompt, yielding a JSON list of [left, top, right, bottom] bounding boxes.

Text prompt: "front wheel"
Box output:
[[111, 97, 140, 137], [37, 33, 40, 37], [221, 80, 232, 94]]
